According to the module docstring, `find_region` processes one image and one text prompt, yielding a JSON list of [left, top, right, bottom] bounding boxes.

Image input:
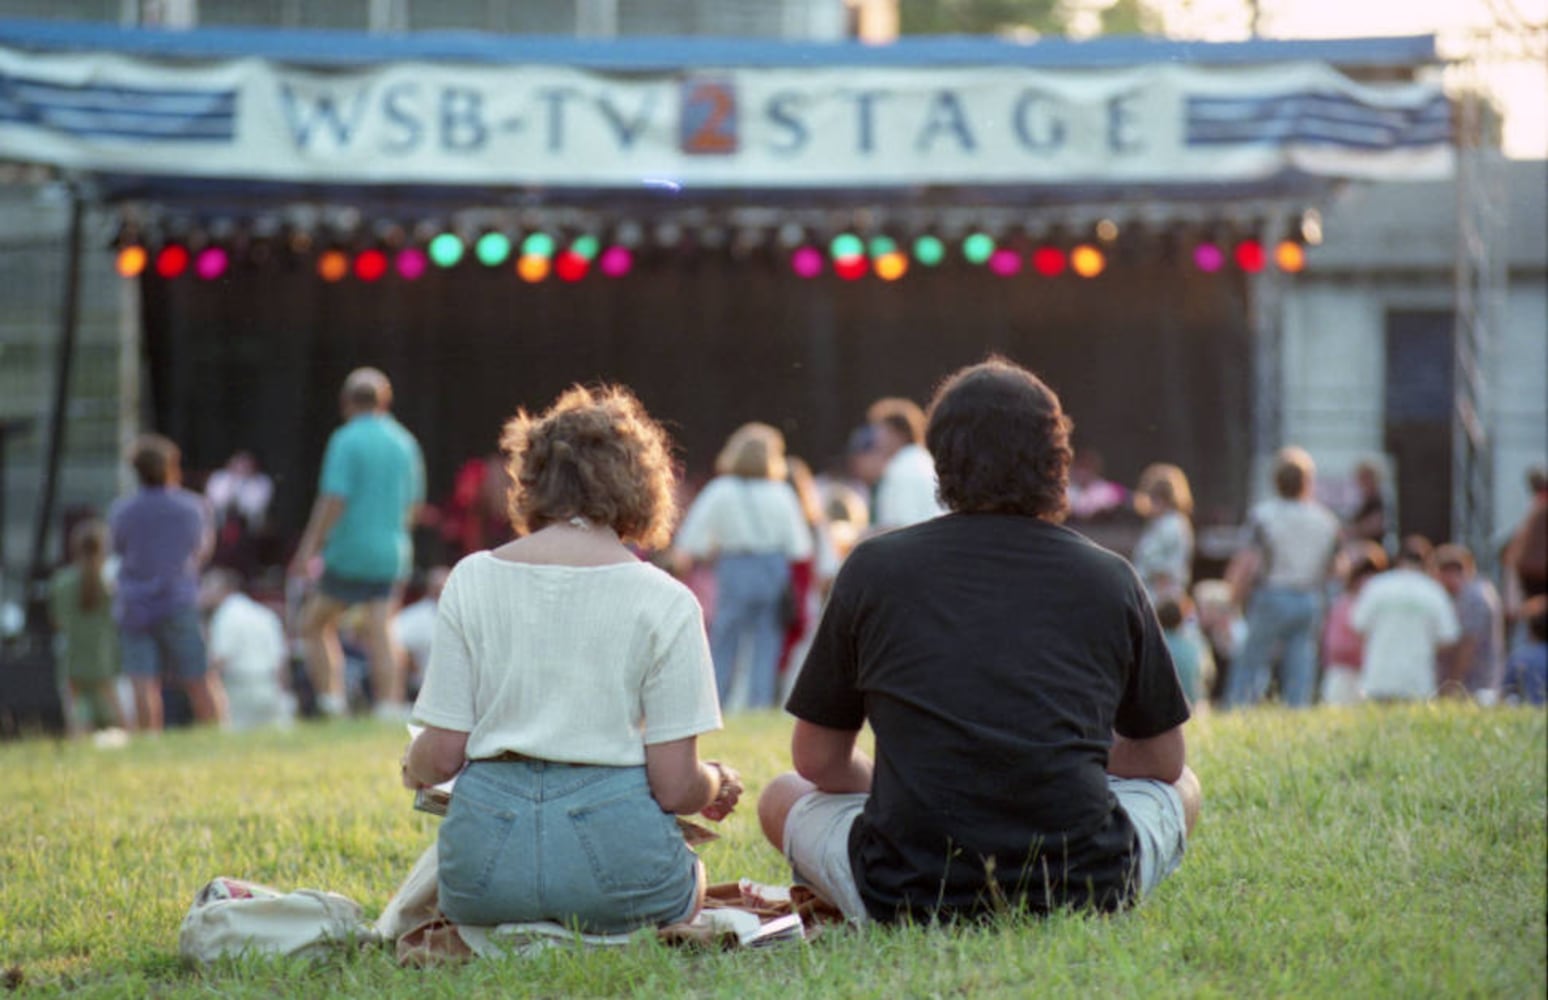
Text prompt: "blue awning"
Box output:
[[0, 17, 1439, 71]]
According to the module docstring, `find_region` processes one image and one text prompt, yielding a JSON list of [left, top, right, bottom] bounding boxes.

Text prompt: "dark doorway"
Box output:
[[1383, 308, 1455, 545], [140, 251, 1254, 546]]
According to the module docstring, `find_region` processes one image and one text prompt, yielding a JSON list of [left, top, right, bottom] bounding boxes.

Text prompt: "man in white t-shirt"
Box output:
[[1354, 538, 1461, 701], [202, 569, 293, 731], [866, 397, 945, 530]]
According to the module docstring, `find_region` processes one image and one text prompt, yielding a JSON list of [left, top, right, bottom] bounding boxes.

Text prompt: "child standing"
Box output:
[[47, 520, 125, 734], [1156, 593, 1214, 709]]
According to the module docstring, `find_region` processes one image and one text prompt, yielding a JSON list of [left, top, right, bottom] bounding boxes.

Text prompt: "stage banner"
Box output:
[[0, 49, 1453, 188]]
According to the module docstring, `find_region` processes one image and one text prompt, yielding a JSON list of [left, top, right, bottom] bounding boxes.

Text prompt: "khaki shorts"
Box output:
[[781, 776, 1187, 922]]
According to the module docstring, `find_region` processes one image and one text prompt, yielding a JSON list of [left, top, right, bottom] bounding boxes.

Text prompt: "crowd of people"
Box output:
[[33, 352, 1547, 932], [42, 368, 1548, 741]]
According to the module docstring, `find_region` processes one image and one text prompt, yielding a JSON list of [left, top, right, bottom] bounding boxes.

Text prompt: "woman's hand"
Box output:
[[402, 725, 469, 789], [700, 760, 743, 822]]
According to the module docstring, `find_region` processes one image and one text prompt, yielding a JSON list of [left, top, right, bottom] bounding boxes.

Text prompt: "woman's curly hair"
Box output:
[[925, 357, 1073, 520], [500, 384, 678, 549]]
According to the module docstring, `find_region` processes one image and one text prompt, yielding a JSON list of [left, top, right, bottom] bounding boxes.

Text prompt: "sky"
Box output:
[[1148, 0, 1548, 159]]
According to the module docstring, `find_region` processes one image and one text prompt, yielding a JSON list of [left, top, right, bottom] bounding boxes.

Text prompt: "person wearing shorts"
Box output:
[[290, 368, 425, 719], [758, 359, 1201, 923], [109, 434, 224, 731]]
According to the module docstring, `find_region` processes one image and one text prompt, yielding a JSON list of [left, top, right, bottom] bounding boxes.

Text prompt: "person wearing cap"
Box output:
[[290, 367, 425, 720]]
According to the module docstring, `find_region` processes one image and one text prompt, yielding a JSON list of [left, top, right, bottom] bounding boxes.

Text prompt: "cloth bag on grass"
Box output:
[[179, 877, 382, 963]]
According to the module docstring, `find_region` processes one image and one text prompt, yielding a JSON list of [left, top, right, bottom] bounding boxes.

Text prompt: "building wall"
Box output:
[[1279, 270, 1548, 550], [0, 186, 128, 600], [1492, 280, 1548, 542]]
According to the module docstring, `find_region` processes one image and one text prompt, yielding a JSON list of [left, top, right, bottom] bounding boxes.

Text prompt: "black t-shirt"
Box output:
[[786, 513, 1190, 922]]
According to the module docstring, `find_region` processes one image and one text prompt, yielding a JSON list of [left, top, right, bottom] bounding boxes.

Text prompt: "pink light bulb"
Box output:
[[791, 246, 824, 278], [195, 247, 228, 280], [988, 248, 1022, 277], [599, 246, 633, 278], [395, 248, 428, 280]]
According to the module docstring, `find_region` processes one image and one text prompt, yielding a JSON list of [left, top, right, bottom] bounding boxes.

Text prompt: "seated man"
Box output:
[[758, 358, 1201, 923]]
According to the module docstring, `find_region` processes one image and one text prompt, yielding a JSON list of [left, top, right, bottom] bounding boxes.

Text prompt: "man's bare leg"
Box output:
[[130, 676, 163, 732], [361, 597, 406, 714], [299, 592, 348, 716], [757, 772, 820, 852]]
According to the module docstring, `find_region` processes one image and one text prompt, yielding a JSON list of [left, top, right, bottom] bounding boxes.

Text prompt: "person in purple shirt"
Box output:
[[108, 434, 224, 731]]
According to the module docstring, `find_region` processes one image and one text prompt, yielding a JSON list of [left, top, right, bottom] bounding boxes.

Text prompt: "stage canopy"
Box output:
[[0, 20, 1452, 206], [0, 19, 1460, 550]]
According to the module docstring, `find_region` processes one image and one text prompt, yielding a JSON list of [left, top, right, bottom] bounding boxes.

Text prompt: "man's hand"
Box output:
[[288, 551, 319, 581]]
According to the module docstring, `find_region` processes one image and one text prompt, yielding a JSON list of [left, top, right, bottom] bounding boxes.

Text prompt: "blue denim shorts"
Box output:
[[319, 571, 397, 605], [436, 759, 699, 934], [120, 606, 207, 681]]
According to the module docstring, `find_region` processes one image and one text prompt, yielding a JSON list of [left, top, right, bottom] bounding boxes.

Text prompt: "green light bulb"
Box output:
[[570, 235, 601, 261], [428, 233, 464, 268], [475, 232, 511, 267], [829, 233, 864, 261], [913, 235, 945, 267], [521, 232, 556, 258], [962, 232, 995, 265]]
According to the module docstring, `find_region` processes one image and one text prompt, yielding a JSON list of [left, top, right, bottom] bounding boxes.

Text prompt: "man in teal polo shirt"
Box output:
[[290, 367, 424, 720]]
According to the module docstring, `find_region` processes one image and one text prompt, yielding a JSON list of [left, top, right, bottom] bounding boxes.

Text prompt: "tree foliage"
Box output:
[[897, 0, 1064, 36], [897, 0, 1162, 37]]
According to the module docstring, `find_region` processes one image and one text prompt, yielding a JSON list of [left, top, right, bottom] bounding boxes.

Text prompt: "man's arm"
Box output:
[[792, 719, 873, 793], [1108, 725, 1185, 783], [289, 494, 345, 576]]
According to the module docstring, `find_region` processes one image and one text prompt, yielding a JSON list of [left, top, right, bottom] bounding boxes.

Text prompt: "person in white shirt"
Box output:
[[675, 422, 813, 709], [403, 384, 741, 934], [1224, 447, 1342, 709], [201, 569, 293, 731], [204, 450, 274, 533], [393, 565, 449, 701], [866, 397, 946, 530], [1353, 538, 1461, 701]]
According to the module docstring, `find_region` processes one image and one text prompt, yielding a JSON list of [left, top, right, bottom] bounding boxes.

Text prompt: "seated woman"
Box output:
[[401, 384, 741, 934]]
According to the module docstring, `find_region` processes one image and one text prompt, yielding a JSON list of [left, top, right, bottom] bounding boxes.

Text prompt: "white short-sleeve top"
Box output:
[[411, 551, 722, 765]]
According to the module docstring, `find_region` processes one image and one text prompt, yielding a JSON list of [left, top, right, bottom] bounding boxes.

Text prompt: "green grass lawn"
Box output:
[[4, 704, 1544, 998]]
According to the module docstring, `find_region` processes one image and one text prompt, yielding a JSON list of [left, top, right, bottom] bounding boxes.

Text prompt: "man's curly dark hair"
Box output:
[[925, 357, 1073, 521]]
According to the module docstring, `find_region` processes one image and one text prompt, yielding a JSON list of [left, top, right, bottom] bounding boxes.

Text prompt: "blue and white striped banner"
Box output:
[[0, 73, 236, 141], [0, 48, 1452, 188], [1187, 91, 1451, 150]]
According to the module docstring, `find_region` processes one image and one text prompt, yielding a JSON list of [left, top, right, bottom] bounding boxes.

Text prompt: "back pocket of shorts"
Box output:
[[568, 793, 684, 894], [439, 792, 520, 897]]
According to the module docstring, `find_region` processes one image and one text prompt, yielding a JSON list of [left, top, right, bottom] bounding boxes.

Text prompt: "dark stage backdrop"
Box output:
[[140, 255, 1253, 543]]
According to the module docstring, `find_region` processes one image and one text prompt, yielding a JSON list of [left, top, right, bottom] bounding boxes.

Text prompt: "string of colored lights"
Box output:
[[114, 227, 1311, 283]]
